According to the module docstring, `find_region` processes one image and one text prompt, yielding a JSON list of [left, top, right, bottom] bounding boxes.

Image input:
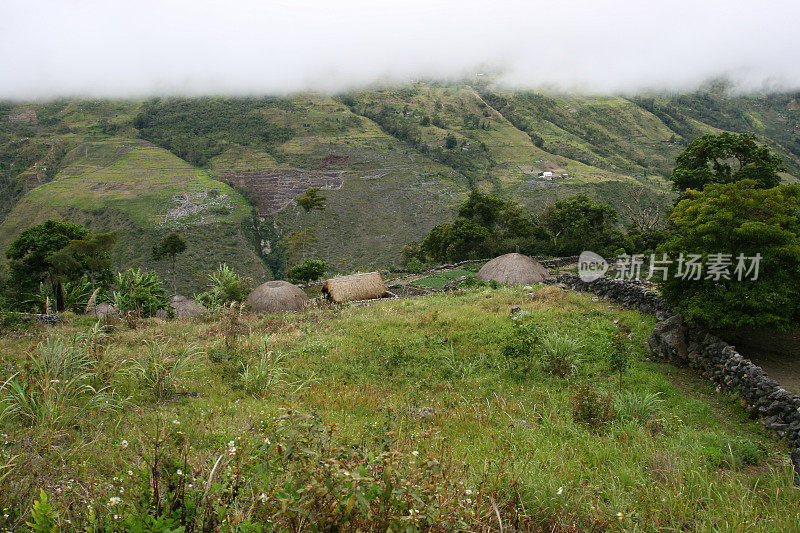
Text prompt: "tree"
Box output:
[[671, 132, 784, 193], [540, 195, 621, 256], [295, 187, 327, 212], [445, 133, 458, 150], [285, 228, 319, 266], [287, 259, 329, 284], [152, 232, 187, 293], [5, 220, 92, 311], [658, 180, 800, 330]]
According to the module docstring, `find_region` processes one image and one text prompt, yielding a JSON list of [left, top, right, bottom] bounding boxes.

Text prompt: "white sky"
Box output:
[[1, 0, 798, 98]]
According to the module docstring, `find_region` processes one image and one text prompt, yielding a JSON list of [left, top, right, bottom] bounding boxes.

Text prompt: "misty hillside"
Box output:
[[1, 84, 799, 291]]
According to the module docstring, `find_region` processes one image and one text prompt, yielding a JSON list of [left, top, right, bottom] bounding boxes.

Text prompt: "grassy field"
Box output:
[[1, 285, 797, 531]]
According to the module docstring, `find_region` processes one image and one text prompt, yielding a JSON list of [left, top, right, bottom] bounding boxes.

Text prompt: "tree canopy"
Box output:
[[658, 180, 800, 330], [4, 220, 115, 311], [671, 132, 784, 192], [295, 188, 327, 212], [540, 195, 622, 256]]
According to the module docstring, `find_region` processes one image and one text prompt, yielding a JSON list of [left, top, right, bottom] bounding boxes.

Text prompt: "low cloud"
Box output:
[[1, 0, 799, 99]]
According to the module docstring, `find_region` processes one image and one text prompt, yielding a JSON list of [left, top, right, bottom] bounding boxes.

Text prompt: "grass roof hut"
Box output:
[[476, 253, 550, 285], [322, 272, 386, 303], [247, 281, 308, 313]]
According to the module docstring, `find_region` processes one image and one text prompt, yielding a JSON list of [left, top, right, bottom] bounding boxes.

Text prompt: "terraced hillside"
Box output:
[[0, 137, 268, 293], [1, 85, 799, 280]]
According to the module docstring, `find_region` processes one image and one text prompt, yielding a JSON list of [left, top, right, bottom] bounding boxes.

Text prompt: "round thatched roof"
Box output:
[[476, 253, 550, 285], [247, 281, 308, 314]]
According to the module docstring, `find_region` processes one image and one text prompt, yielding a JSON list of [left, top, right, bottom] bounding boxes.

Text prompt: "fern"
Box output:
[[26, 489, 57, 533]]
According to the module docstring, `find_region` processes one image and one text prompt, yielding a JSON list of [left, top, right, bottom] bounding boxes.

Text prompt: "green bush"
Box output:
[[501, 318, 541, 374], [286, 259, 329, 284], [405, 257, 424, 274], [658, 181, 800, 330], [540, 332, 582, 377], [110, 268, 168, 317], [615, 391, 662, 423], [196, 264, 252, 308]]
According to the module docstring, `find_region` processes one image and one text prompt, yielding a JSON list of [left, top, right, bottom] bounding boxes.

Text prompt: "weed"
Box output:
[[571, 384, 616, 431], [127, 341, 201, 400], [540, 332, 582, 376], [0, 337, 126, 428], [616, 391, 663, 423]]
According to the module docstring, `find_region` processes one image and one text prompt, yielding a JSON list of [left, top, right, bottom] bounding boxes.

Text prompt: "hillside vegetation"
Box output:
[[0, 285, 797, 530], [1, 85, 799, 280]]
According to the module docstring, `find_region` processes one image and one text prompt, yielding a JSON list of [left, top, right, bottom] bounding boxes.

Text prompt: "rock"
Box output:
[[510, 306, 522, 315], [648, 314, 687, 363], [526, 292, 537, 299], [170, 295, 206, 318], [792, 448, 800, 486], [90, 302, 119, 319]]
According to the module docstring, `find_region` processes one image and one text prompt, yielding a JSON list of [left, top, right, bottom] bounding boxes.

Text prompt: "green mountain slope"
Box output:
[[1, 85, 798, 280], [0, 137, 268, 293]]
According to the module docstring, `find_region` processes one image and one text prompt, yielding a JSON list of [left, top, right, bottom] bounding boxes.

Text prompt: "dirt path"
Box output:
[[736, 349, 800, 395]]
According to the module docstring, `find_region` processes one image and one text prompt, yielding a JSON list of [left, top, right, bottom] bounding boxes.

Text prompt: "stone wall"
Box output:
[[546, 273, 800, 478]]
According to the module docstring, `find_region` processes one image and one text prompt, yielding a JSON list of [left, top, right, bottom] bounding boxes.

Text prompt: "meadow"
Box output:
[[1, 284, 797, 531]]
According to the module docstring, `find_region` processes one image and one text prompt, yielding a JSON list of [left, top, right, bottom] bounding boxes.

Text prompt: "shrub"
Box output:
[[287, 259, 329, 284], [501, 318, 541, 374], [110, 268, 168, 317], [540, 332, 582, 376], [571, 384, 615, 431], [196, 264, 251, 308], [607, 328, 633, 391], [405, 257, 424, 274]]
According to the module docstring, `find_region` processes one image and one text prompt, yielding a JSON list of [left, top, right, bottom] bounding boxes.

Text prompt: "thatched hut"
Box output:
[[322, 272, 386, 303], [476, 253, 550, 285], [247, 281, 308, 313], [170, 295, 206, 318]]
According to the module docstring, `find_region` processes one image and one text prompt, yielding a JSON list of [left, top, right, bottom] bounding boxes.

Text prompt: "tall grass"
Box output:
[[126, 341, 201, 400], [0, 337, 126, 429], [540, 331, 582, 376]]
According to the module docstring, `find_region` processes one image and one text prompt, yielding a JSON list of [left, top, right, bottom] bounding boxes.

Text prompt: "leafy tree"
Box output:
[[541, 195, 621, 256], [445, 133, 458, 150], [152, 232, 187, 292], [287, 259, 329, 284], [421, 191, 549, 262], [421, 223, 452, 263], [671, 132, 784, 193], [295, 187, 327, 212], [445, 219, 493, 260], [658, 181, 800, 330], [4, 220, 109, 311], [285, 228, 319, 266]]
